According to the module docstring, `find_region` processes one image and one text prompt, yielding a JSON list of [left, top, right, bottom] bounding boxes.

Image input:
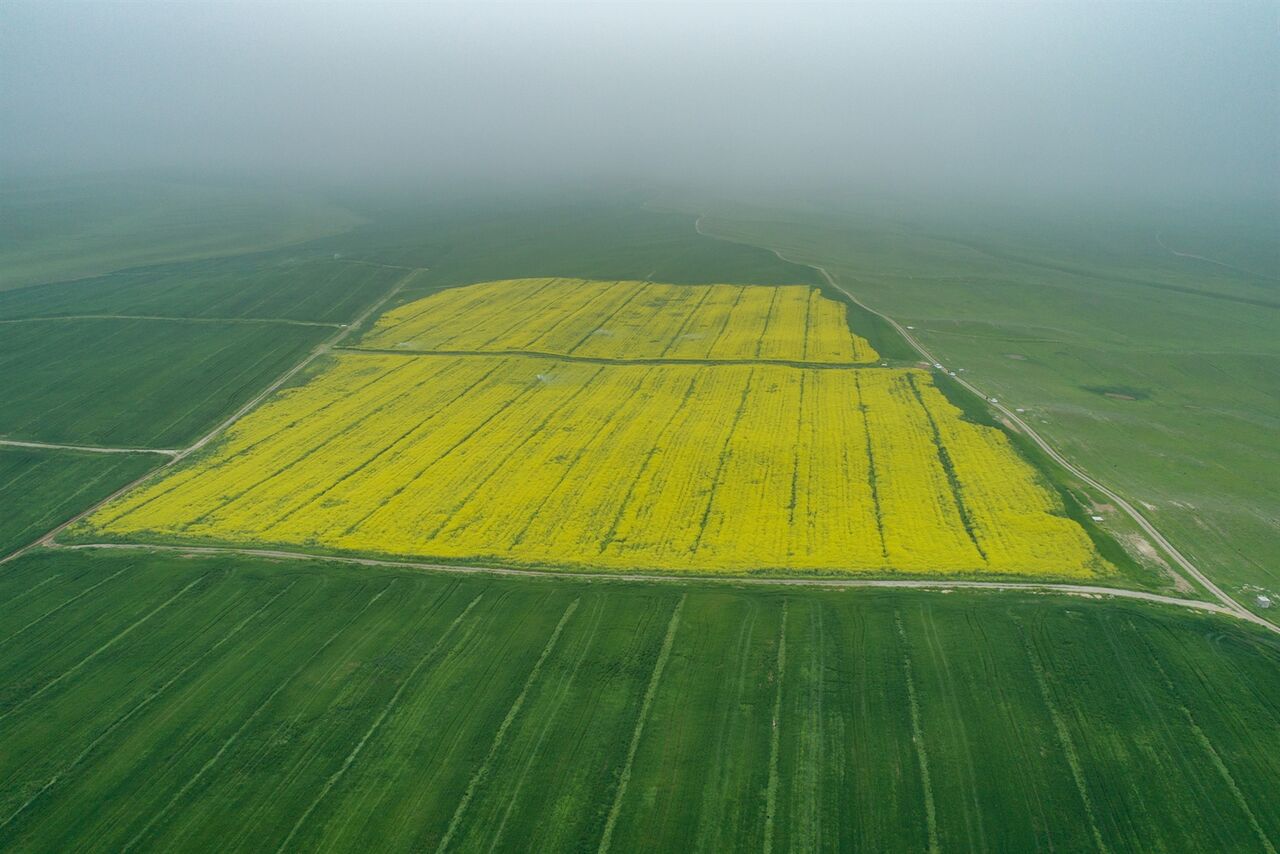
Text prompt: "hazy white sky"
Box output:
[[3, 1, 1276, 201]]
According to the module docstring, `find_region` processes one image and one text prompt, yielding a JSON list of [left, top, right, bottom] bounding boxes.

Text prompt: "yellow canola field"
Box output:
[[358, 278, 879, 364], [85, 354, 1102, 577]]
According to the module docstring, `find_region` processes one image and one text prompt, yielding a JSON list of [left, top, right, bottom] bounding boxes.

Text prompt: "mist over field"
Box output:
[[3, 0, 1276, 203]]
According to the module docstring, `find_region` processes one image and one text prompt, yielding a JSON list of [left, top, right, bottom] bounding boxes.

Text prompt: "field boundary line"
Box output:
[[276, 592, 486, 853], [0, 439, 178, 456], [121, 581, 398, 852], [339, 345, 869, 370], [0, 574, 208, 725], [762, 600, 788, 854], [0, 314, 341, 328], [0, 267, 423, 567], [44, 540, 1280, 634], [0, 582, 296, 833], [691, 214, 1277, 633], [435, 597, 581, 853], [597, 594, 686, 854]]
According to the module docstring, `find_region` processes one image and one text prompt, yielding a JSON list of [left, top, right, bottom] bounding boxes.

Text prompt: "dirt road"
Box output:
[[50, 540, 1279, 634], [0, 439, 178, 456]]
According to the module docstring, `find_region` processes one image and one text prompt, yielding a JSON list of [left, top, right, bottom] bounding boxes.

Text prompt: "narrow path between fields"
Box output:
[[42, 541, 1280, 636], [0, 314, 341, 328], [338, 345, 868, 370], [0, 439, 179, 456], [691, 214, 1276, 633]]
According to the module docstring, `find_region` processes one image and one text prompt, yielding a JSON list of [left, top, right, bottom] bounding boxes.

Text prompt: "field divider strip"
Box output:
[[276, 592, 486, 853], [435, 597, 581, 852], [0, 573, 209, 724], [0, 582, 297, 832], [121, 581, 400, 852], [337, 346, 866, 370], [44, 540, 1275, 631], [597, 593, 686, 854], [0, 439, 178, 456], [0, 314, 342, 328]]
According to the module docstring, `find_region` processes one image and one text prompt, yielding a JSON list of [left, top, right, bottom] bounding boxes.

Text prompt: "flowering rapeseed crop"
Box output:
[[84, 274, 1103, 577]]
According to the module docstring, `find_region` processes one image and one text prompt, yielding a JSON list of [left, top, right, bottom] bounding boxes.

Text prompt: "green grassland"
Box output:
[[0, 448, 157, 555], [697, 202, 1280, 609], [0, 177, 362, 291], [0, 549, 1275, 852], [0, 317, 328, 448], [0, 252, 406, 324]]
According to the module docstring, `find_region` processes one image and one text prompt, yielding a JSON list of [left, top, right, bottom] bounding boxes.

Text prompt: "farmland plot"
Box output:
[[0, 317, 327, 447], [0, 254, 406, 324], [0, 549, 1276, 852], [0, 447, 157, 555], [82, 348, 1101, 576]]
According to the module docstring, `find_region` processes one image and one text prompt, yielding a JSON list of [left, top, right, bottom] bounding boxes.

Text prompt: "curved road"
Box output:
[[694, 214, 1277, 635]]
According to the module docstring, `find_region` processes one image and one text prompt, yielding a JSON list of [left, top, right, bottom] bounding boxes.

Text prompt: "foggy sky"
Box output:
[[3, 1, 1277, 202]]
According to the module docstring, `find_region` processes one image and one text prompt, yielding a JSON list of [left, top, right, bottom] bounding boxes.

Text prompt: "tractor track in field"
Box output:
[[36, 540, 1280, 635], [0, 268, 423, 567], [691, 214, 1276, 634], [0, 314, 341, 328]]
